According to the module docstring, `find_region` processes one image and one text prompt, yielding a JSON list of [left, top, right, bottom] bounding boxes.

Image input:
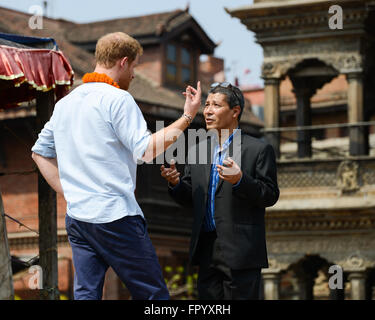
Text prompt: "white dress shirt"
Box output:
[[32, 82, 151, 223]]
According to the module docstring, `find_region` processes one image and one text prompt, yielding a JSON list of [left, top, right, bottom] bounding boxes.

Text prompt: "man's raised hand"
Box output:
[[182, 81, 201, 119]]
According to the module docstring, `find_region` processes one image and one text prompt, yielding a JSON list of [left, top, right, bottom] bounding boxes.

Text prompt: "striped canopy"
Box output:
[[0, 33, 73, 109]]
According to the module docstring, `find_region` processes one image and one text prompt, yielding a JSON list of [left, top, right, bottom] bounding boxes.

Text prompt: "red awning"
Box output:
[[0, 44, 74, 109]]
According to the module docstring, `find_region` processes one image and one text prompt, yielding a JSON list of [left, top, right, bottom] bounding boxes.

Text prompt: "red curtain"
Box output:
[[0, 45, 74, 108]]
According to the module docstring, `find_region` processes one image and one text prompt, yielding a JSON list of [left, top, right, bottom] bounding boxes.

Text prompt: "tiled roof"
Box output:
[[64, 9, 215, 53], [129, 71, 186, 110], [65, 10, 187, 43]]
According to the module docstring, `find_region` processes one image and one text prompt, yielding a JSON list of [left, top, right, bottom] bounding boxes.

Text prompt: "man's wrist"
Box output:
[[182, 114, 193, 126], [168, 179, 181, 189], [232, 172, 243, 187]]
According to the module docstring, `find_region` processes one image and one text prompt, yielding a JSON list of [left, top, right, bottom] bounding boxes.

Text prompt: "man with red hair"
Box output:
[[31, 32, 201, 300]]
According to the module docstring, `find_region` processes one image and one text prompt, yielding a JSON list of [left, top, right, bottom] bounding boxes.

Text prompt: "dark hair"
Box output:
[[208, 85, 244, 121]]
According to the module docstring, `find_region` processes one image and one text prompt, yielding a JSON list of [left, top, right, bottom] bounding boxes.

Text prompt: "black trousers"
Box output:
[[196, 231, 261, 300]]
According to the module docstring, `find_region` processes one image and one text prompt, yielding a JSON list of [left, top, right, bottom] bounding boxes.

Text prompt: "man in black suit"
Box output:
[[160, 82, 279, 300]]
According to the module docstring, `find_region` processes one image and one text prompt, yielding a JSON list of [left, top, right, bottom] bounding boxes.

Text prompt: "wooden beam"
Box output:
[[35, 90, 60, 300], [0, 189, 14, 300]]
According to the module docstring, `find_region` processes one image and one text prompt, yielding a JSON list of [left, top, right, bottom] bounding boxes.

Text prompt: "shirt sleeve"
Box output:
[[168, 179, 181, 191], [232, 176, 242, 188], [31, 118, 57, 158], [110, 93, 151, 162]]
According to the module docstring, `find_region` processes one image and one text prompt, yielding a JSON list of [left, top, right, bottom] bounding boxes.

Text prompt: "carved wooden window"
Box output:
[[166, 44, 177, 82], [165, 43, 194, 87]]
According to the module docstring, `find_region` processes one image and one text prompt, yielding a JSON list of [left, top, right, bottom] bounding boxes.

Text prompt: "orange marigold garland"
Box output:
[[82, 72, 120, 89]]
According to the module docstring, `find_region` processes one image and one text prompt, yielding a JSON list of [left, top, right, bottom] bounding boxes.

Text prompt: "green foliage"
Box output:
[[164, 265, 198, 300]]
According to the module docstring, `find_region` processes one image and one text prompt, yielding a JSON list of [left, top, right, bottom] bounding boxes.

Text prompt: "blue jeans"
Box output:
[[65, 214, 169, 300]]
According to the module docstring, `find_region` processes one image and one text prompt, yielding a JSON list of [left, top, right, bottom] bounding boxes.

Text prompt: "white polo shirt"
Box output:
[[31, 82, 151, 223]]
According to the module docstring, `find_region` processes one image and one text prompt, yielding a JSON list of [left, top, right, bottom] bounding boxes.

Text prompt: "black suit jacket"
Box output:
[[169, 131, 279, 270]]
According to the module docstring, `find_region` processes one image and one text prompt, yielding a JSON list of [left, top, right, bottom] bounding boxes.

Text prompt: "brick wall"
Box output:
[[136, 45, 163, 85], [0, 118, 67, 234]]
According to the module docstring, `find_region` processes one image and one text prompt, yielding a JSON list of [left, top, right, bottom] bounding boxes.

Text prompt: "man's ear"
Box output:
[[119, 56, 129, 68], [232, 106, 241, 119]]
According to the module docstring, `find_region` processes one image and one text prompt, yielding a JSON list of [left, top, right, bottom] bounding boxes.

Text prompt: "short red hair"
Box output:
[[95, 32, 143, 68]]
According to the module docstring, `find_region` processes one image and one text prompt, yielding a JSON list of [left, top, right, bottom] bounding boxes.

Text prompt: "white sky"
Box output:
[[0, 0, 263, 87]]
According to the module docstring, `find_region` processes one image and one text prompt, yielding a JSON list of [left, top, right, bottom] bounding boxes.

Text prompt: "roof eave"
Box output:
[[161, 18, 216, 54]]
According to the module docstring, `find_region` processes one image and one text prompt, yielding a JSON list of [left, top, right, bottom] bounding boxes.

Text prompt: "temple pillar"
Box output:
[[296, 273, 316, 300], [348, 271, 367, 300], [262, 271, 281, 300], [264, 78, 280, 158], [346, 72, 368, 156], [290, 76, 317, 159], [294, 87, 313, 158]]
